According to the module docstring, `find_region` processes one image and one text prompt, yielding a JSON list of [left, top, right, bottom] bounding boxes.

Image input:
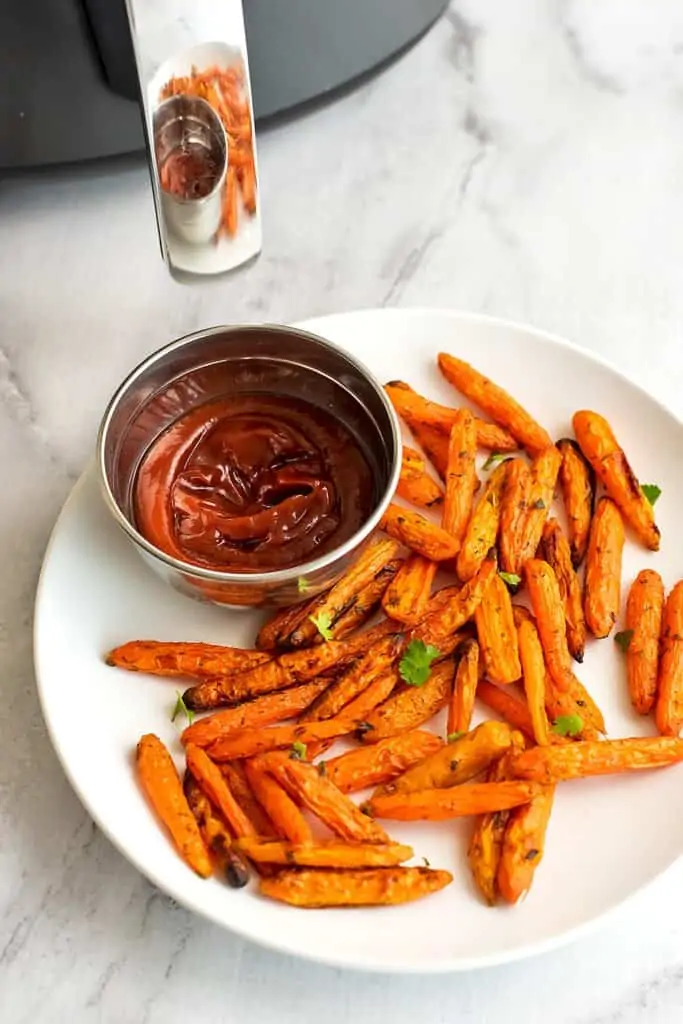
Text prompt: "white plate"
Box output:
[[34, 308, 683, 973]]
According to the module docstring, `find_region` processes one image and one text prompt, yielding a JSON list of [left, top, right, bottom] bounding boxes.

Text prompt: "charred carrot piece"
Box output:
[[406, 420, 450, 479], [474, 573, 521, 684], [236, 838, 413, 868], [366, 781, 540, 821], [329, 561, 403, 638], [397, 447, 444, 509], [183, 773, 251, 886], [417, 556, 497, 647], [285, 537, 401, 647], [359, 659, 455, 743], [557, 439, 595, 568], [517, 446, 562, 567], [384, 381, 518, 451], [380, 504, 461, 561], [266, 756, 389, 842], [255, 599, 316, 651], [457, 459, 509, 582], [517, 615, 551, 745], [300, 633, 404, 722], [624, 569, 664, 715], [437, 354, 553, 456], [544, 673, 605, 738], [243, 760, 313, 845], [322, 731, 444, 793], [448, 638, 479, 735], [497, 784, 555, 904], [573, 410, 660, 551], [442, 410, 478, 548], [512, 736, 683, 782], [539, 519, 586, 663], [181, 677, 330, 747], [219, 762, 277, 838], [525, 559, 575, 692], [259, 866, 452, 907], [584, 497, 625, 639], [498, 458, 532, 578], [382, 555, 437, 625], [476, 679, 535, 739], [107, 640, 269, 678], [185, 744, 257, 838], [655, 581, 683, 737], [136, 734, 212, 877], [207, 717, 359, 761]]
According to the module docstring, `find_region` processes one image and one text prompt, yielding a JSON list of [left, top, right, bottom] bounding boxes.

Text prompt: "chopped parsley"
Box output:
[[309, 611, 334, 642], [499, 571, 522, 588], [641, 484, 661, 507], [171, 691, 194, 727], [297, 576, 311, 595], [290, 741, 308, 760], [552, 714, 583, 738]]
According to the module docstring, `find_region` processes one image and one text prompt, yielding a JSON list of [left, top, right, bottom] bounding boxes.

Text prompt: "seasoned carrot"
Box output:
[[573, 410, 660, 551], [406, 420, 450, 479], [236, 839, 413, 868], [339, 662, 401, 721], [417, 556, 497, 647], [584, 497, 625, 639], [323, 731, 444, 793], [330, 561, 403, 638], [544, 673, 605, 738], [397, 448, 444, 509], [219, 762, 276, 838], [207, 717, 359, 761], [476, 679, 535, 739], [539, 519, 586, 663], [267, 756, 389, 842], [497, 785, 555, 904], [525, 559, 574, 692], [183, 640, 350, 710], [557, 439, 595, 568], [512, 736, 683, 782], [517, 446, 562, 567], [474, 573, 521, 684], [183, 774, 251, 887], [366, 780, 540, 821], [382, 555, 437, 625], [517, 616, 551, 745], [384, 381, 517, 451], [243, 760, 313, 845], [468, 732, 526, 905], [457, 459, 509, 582], [185, 744, 256, 838], [223, 165, 239, 236], [448, 638, 479, 735], [498, 458, 532, 578], [655, 581, 683, 737], [442, 410, 478, 547], [259, 866, 452, 907], [255, 600, 314, 651], [437, 353, 553, 456], [379, 504, 461, 561], [107, 640, 269, 679], [359, 659, 455, 743], [136, 734, 211, 877], [625, 569, 664, 715], [378, 720, 512, 796], [181, 677, 330, 748], [300, 633, 404, 722], [285, 537, 401, 647]]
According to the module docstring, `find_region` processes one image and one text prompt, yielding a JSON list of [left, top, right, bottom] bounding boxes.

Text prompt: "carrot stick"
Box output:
[[185, 744, 256, 838], [516, 616, 551, 746], [384, 381, 518, 451], [397, 449, 444, 509], [183, 774, 251, 886], [300, 633, 404, 723], [511, 736, 683, 783], [497, 784, 555, 904], [498, 458, 532, 578], [106, 640, 269, 679], [259, 866, 452, 907], [219, 762, 277, 837], [474, 573, 521, 684], [525, 559, 575, 692], [476, 679, 535, 739], [624, 569, 664, 715], [584, 497, 625, 639], [448, 638, 479, 735], [557, 439, 595, 568], [322, 731, 444, 793], [207, 717, 359, 761], [243, 760, 313, 845], [517, 446, 562, 567], [366, 780, 540, 821], [457, 459, 509, 582], [417, 556, 497, 647], [359, 658, 456, 743], [380, 504, 461, 561], [136, 734, 212, 877], [442, 410, 478, 546], [655, 581, 683, 737], [235, 838, 413, 868], [382, 555, 437, 625], [539, 519, 587, 663]]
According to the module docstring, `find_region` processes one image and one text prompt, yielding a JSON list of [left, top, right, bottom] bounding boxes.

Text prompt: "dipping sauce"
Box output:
[[134, 394, 376, 573], [159, 144, 221, 200]]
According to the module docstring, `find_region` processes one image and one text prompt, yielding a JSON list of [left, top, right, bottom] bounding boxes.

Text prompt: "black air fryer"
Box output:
[[0, 0, 447, 168]]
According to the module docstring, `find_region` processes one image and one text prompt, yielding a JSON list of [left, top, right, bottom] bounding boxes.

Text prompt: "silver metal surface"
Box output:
[[153, 96, 227, 245], [97, 323, 401, 608]]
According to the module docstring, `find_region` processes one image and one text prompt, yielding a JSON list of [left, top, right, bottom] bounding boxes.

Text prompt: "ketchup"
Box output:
[[134, 394, 375, 572]]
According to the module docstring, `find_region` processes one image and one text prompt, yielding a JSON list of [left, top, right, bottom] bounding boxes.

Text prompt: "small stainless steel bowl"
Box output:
[[97, 324, 401, 609], [153, 95, 227, 246]]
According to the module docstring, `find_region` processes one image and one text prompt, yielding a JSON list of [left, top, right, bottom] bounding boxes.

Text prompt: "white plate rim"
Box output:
[[33, 306, 683, 974]]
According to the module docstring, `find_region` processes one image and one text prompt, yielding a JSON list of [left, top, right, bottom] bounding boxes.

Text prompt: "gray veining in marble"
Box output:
[[2, 1, 683, 1020]]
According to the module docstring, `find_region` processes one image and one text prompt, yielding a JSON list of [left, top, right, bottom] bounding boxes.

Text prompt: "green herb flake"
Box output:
[[422, 856, 431, 868], [309, 611, 334, 642], [398, 639, 441, 687], [483, 452, 506, 471], [297, 576, 311, 595], [641, 484, 662, 507], [614, 629, 634, 653], [446, 731, 464, 744], [170, 691, 195, 727], [290, 741, 308, 760], [499, 571, 522, 588], [552, 713, 583, 738]]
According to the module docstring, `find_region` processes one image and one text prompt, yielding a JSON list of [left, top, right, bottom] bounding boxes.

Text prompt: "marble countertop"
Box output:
[[3, 1, 683, 1020]]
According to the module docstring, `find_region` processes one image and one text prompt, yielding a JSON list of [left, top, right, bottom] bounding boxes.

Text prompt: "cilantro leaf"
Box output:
[[552, 714, 583, 737], [446, 731, 464, 743], [499, 571, 522, 588], [641, 484, 661, 507], [483, 452, 507, 471], [290, 741, 307, 760], [297, 576, 311, 595], [309, 611, 334, 641], [614, 629, 634, 653], [171, 691, 195, 727], [399, 639, 441, 686]]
